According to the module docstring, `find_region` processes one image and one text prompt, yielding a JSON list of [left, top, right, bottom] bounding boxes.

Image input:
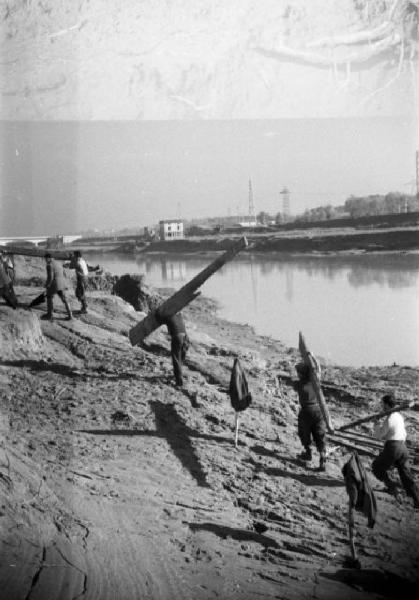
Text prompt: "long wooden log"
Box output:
[[298, 332, 334, 433], [332, 430, 383, 449], [129, 237, 248, 346], [328, 434, 419, 474], [336, 428, 417, 452], [327, 437, 376, 458], [338, 402, 416, 432], [0, 244, 71, 260]]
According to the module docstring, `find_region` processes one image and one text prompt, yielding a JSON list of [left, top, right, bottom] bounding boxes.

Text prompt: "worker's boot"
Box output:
[[298, 446, 312, 462], [317, 452, 326, 472], [80, 300, 87, 314]]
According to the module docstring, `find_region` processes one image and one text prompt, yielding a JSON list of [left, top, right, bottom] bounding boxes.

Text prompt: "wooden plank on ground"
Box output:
[[129, 237, 248, 346], [298, 331, 334, 433]]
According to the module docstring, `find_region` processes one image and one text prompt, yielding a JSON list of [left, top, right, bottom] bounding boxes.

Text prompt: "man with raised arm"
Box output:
[[294, 355, 327, 472]]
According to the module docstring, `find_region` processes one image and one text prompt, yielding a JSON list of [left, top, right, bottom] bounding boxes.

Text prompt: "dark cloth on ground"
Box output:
[[297, 408, 326, 453], [372, 440, 419, 503], [342, 451, 377, 528], [229, 358, 252, 412]]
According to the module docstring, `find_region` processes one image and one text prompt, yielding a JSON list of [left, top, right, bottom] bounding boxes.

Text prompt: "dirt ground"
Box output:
[[0, 256, 418, 600]]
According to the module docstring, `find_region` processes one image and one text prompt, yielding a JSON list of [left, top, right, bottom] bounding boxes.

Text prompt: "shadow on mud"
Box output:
[[1, 359, 79, 377], [187, 522, 280, 548], [321, 568, 419, 599]]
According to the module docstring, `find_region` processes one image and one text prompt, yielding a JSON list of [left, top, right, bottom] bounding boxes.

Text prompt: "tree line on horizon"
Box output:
[[256, 191, 419, 225]]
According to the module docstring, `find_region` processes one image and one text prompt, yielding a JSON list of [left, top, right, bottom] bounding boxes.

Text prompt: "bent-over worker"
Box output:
[[372, 393, 419, 508], [156, 310, 189, 387], [294, 357, 327, 471]]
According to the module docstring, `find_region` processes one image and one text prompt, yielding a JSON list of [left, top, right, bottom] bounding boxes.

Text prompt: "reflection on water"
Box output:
[[92, 252, 419, 367]]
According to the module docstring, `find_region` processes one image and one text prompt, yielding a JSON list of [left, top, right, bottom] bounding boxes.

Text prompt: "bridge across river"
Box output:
[[0, 235, 81, 247]]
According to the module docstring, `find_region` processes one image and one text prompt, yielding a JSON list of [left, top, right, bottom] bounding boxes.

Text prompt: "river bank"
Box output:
[[1, 256, 418, 600], [74, 226, 419, 256]]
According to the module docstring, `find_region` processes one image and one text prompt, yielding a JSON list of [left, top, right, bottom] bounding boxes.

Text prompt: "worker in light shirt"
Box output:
[[372, 393, 419, 508]]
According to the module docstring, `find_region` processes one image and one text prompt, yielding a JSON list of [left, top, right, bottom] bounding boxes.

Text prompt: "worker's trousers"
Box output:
[[170, 333, 188, 386], [372, 440, 419, 502]]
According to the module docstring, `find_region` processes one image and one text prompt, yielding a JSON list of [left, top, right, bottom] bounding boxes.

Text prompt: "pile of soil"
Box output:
[[0, 256, 418, 600]]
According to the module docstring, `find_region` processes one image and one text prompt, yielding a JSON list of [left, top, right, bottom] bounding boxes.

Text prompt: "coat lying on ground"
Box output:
[[342, 450, 377, 528], [229, 358, 252, 413]]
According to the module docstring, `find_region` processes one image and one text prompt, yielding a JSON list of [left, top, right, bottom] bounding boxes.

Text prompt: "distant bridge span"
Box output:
[[0, 235, 81, 247]]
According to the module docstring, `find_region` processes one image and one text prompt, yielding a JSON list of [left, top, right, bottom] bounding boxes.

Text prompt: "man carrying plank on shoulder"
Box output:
[[294, 355, 328, 472], [372, 393, 419, 508], [155, 310, 189, 388]]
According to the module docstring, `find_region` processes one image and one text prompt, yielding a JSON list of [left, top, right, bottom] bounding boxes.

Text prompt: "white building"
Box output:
[[159, 219, 184, 241]]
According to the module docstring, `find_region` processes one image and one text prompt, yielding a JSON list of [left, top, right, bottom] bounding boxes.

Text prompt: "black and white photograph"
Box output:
[[1, 1, 418, 599]]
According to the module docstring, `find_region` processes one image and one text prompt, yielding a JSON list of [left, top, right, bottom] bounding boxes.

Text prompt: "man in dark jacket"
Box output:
[[156, 311, 189, 387], [294, 359, 327, 471], [41, 253, 73, 321]]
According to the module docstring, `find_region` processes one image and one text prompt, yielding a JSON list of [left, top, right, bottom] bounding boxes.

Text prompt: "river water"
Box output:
[[89, 252, 419, 368]]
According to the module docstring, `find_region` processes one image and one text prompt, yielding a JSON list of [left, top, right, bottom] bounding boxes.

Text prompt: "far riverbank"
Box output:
[[76, 226, 419, 256]]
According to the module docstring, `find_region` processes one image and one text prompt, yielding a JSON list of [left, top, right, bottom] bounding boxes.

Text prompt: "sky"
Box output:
[[0, 116, 417, 236], [0, 1, 418, 235]]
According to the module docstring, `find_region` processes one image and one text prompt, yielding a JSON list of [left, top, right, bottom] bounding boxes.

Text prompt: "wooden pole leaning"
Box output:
[[129, 236, 248, 346], [298, 332, 334, 433]]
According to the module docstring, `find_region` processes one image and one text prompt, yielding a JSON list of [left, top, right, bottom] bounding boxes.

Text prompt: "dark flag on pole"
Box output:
[[229, 358, 252, 447]]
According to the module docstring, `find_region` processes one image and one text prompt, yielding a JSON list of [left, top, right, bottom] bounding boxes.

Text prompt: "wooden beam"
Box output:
[[129, 237, 248, 346], [331, 430, 383, 449], [298, 332, 334, 433], [0, 244, 71, 260], [338, 402, 416, 432]]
